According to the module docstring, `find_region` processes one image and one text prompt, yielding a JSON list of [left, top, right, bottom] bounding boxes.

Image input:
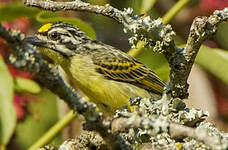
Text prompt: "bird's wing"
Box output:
[[92, 47, 166, 94]]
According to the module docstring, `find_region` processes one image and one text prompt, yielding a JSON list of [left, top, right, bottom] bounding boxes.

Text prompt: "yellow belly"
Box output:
[[63, 55, 151, 115], [76, 77, 151, 115]]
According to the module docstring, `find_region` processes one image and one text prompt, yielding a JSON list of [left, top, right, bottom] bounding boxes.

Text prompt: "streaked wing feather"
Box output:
[[92, 47, 166, 94]]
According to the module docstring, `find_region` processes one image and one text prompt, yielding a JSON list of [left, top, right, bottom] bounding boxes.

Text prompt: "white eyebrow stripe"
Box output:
[[49, 28, 69, 35]]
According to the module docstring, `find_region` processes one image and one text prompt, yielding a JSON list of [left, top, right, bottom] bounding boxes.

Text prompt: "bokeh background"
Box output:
[[0, 0, 228, 149]]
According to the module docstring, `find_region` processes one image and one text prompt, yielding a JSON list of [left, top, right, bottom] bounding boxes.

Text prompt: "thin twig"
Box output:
[[24, 0, 126, 24]]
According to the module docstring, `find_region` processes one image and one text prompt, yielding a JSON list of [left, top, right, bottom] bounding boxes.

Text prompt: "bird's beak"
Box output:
[[23, 36, 46, 46], [24, 36, 74, 57]]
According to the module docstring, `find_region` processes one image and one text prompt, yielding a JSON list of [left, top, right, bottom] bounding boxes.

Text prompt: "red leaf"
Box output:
[[13, 94, 27, 120], [8, 65, 34, 79], [2, 17, 30, 33]]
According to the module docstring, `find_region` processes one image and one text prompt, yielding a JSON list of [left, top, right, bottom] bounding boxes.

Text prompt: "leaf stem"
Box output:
[[162, 0, 191, 25], [140, 0, 157, 14], [0, 145, 6, 150], [127, 41, 146, 57], [28, 110, 77, 150]]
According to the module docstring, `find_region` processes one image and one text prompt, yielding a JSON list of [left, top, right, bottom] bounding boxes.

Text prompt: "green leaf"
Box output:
[[196, 45, 228, 84], [15, 89, 61, 149], [136, 48, 170, 80], [0, 56, 16, 145], [14, 77, 41, 94], [0, 3, 39, 22], [36, 11, 96, 40]]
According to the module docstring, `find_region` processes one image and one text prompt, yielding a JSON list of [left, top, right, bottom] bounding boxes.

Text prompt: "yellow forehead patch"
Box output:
[[38, 23, 52, 33]]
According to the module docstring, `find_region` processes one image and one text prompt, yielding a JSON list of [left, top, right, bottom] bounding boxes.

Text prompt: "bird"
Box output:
[[24, 22, 166, 115]]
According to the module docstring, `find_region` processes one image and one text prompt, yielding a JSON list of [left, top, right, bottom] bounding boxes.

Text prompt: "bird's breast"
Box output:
[[64, 55, 151, 115]]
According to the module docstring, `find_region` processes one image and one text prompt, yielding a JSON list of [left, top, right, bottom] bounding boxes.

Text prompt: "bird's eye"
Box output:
[[49, 32, 60, 40]]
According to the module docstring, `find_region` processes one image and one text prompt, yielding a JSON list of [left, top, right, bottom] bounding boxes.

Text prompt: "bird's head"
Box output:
[[24, 22, 91, 57]]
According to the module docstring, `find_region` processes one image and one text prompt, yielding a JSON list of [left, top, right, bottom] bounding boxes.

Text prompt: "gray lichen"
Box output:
[[58, 131, 108, 150], [124, 17, 175, 53], [111, 96, 227, 149]]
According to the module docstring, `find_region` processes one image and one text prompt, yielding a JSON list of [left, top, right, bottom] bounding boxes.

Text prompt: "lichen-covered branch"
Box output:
[[168, 8, 228, 98], [24, 0, 126, 24], [111, 97, 228, 149], [112, 117, 220, 149], [0, 25, 132, 150]]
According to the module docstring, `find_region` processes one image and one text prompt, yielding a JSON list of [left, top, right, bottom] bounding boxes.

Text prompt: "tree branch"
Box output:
[[167, 8, 228, 98], [111, 98, 227, 150], [24, 0, 129, 24], [112, 117, 219, 149]]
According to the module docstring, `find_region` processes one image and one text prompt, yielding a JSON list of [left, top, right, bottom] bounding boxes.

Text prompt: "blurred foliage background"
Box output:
[[0, 0, 228, 150]]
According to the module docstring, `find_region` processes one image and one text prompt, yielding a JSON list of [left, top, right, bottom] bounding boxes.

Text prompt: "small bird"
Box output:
[[24, 22, 166, 115]]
